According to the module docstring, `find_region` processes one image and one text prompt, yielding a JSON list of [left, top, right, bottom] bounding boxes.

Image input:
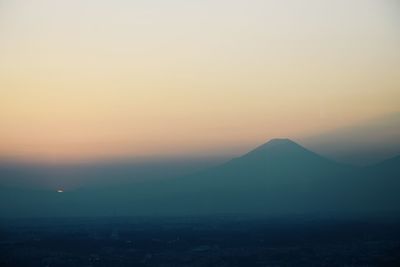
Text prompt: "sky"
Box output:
[[1, 0, 400, 163]]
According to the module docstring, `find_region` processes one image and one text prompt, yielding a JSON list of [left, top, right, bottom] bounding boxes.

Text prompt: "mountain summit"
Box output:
[[244, 138, 312, 154], [242, 138, 303, 156], [253, 138, 297, 148], [228, 138, 339, 172]]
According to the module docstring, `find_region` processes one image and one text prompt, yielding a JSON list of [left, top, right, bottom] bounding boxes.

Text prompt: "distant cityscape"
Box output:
[[1, 216, 400, 267]]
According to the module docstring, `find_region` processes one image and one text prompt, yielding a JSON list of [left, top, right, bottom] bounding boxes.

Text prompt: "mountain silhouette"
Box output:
[[1, 138, 399, 217], [206, 138, 350, 183], [123, 139, 356, 215]]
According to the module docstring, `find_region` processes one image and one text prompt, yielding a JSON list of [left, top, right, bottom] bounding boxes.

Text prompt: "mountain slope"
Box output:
[[369, 155, 400, 178], [129, 139, 357, 215], [360, 155, 400, 211], [205, 138, 350, 183], [1, 139, 399, 217]]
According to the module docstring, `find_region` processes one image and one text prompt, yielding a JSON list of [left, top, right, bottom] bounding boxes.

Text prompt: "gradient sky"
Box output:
[[1, 0, 399, 163]]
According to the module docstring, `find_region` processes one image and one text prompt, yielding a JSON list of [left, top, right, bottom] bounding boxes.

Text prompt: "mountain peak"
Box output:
[[253, 138, 300, 151], [240, 138, 317, 160], [222, 138, 341, 176], [265, 138, 295, 145]]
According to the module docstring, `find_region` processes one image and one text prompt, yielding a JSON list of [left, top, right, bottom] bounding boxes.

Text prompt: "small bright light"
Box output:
[[57, 189, 64, 193]]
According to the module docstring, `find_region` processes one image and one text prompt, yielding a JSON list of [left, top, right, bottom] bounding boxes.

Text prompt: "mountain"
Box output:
[[134, 138, 357, 215], [370, 155, 400, 178], [360, 155, 400, 211], [202, 138, 351, 183], [1, 138, 399, 217]]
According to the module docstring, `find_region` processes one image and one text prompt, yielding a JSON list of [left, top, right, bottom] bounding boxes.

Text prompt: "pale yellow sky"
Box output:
[[1, 0, 399, 162]]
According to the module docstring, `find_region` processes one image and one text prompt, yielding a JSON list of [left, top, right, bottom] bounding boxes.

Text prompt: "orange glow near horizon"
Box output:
[[1, 0, 399, 163]]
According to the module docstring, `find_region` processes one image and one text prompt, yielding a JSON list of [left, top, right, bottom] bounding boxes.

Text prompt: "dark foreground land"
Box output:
[[1, 216, 400, 267]]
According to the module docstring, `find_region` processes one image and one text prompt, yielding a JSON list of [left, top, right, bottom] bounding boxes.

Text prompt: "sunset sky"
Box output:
[[1, 0, 399, 163]]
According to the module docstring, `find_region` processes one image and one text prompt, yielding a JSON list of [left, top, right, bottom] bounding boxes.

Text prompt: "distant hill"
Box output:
[[360, 155, 400, 211], [302, 113, 400, 165], [370, 155, 400, 178], [1, 139, 399, 217]]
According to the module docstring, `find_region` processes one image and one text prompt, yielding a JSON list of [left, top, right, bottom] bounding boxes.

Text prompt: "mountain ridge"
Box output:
[[0, 138, 399, 217]]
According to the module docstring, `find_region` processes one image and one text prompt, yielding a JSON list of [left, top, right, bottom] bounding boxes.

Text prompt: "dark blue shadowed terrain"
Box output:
[[1, 139, 400, 266]]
